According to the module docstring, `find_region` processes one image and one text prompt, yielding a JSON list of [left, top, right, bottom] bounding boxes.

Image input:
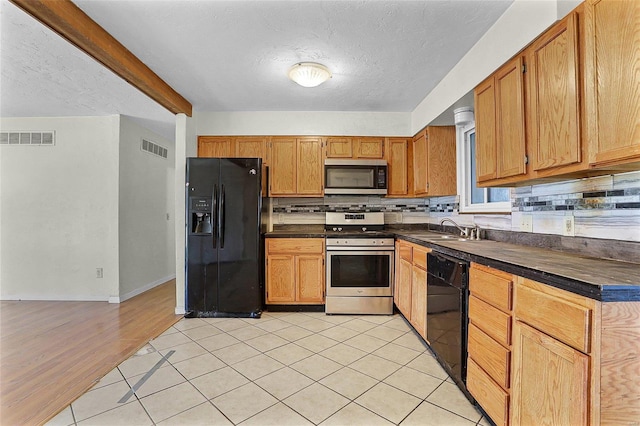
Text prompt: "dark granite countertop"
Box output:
[[394, 231, 640, 302], [264, 227, 326, 238], [264, 227, 640, 302]]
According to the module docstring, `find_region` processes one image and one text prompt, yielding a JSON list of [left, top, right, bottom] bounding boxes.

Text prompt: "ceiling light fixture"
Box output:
[[288, 62, 332, 87]]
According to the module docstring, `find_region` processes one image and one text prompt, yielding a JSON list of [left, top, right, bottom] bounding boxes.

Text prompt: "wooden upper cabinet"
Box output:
[[235, 137, 266, 160], [427, 126, 456, 196], [386, 138, 411, 196], [326, 137, 353, 158], [495, 57, 527, 179], [585, 0, 640, 167], [475, 78, 498, 182], [475, 56, 527, 185], [325, 137, 384, 159], [354, 137, 385, 158], [527, 8, 582, 173], [413, 131, 428, 196], [413, 127, 457, 197], [296, 137, 323, 196], [198, 136, 234, 157], [269, 137, 297, 196], [269, 137, 323, 197], [197, 136, 267, 162]]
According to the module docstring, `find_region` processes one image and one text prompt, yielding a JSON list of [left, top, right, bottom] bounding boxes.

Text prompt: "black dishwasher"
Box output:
[[426, 252, 471, 399]]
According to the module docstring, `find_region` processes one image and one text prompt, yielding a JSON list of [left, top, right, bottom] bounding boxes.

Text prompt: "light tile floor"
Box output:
[[47, 312, 489, 426]]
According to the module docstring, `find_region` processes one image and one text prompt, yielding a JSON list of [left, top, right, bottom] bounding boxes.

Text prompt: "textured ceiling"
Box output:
[[1, 0, 512, 139]]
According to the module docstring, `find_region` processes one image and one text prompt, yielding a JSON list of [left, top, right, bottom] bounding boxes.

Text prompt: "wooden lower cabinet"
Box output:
[[511, 321, 589, 426], [467, 263, 514, 426], [509, 276, 640, 425], [467, 358, 510, 426], [395, 240, 429, 339], [397, 257, 412, 318], [265, 238, 324, 304], [410, 265, 426, 338]]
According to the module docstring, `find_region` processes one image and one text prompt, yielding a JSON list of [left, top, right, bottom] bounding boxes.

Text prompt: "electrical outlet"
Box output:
[[563, 216, 575, 236], [96, 268, 103, 279], [519, 215, 533, 232]]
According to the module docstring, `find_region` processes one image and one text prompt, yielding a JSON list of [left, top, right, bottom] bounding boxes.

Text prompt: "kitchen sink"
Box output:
[[409, 233, 492, 242]]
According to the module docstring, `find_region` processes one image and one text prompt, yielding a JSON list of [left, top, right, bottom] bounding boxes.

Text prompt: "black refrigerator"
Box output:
[[185, 157, 263, 318]]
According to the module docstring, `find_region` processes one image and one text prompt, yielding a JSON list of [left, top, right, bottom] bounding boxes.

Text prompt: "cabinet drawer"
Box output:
[[413, 246, 429, 270], [267, 238, 324, 254], [470, 264, 513, 312], [468, 323, 511, 389], [467, 358, 509, 426], [399, 244, 412, 262], [469, 295, 511, 347], [515, 284, 591, 353]]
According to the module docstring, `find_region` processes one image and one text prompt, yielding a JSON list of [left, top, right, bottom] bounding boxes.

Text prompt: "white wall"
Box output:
[[411, 0, 558, 133], [174, 114, 195, 314], [0, 116, 120, 300], [118, 116, 175, 302], [195, 111, 411, 138]]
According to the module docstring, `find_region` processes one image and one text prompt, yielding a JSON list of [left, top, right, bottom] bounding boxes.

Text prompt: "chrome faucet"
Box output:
[[440, 218, 469, 238]]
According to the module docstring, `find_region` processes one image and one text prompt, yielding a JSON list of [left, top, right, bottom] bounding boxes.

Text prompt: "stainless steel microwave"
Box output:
[[324, 159, 388, 195]]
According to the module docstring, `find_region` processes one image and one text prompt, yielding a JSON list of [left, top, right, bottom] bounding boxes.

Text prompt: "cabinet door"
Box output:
[[511, 321, 589, 426], [386, 138, 410, 196], [413, 131, 428, 196], [528, 11, 581, 172], [326, 137, 353, 158], [198, 136, 234, 158], [495, 57, 527, 179], [355, 137, 385, 159], [297, 138, 323, 196], [426, 126, 457, 196], [410, 266, 427, 339], [398, 258, 413, 318], [585, 0, 640, 166], [235, 137, 266, 160], [296, 255, 324, 303], [266, 255, 296, 303], [474, 78, 498, 182], [269, 138, 297, 196]]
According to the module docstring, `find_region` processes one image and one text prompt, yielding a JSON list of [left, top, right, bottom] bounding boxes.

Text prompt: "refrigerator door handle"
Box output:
[[212, 184, 218, 247], [220, 184, 226, 248]]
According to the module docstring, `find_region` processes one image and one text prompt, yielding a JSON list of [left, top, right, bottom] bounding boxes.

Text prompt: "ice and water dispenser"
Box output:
[[189, 197, 213, 234]]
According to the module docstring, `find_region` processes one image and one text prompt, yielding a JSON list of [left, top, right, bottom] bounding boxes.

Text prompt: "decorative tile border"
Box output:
[[512, 185, 640, 212], [272, 197, 429, 214]]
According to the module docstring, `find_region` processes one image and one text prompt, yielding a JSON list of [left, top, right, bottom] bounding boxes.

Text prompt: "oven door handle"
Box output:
[[326, 247, 395, 252]]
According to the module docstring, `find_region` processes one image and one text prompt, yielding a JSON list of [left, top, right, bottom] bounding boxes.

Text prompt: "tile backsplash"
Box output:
[[271, 171, 640, 243]]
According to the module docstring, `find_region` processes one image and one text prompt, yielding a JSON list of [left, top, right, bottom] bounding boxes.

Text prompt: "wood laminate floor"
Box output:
[[0, 280, 182, 425]]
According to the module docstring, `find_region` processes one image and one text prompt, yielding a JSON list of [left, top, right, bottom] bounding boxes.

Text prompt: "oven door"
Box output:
[[326, 249, 394, 297]]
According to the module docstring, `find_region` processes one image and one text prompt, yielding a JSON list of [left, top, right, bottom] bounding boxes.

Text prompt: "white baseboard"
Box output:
[[1, 275, 177, 303], [1, 295, 109, 302], [175, 306, 186, 315], [117, 274, 176, 303]]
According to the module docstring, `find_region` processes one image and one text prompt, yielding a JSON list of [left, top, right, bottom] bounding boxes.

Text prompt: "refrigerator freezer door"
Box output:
[[186, 158, 220, 314]]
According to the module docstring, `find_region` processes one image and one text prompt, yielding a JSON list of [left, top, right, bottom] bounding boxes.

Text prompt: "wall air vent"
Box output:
[[0, 131, 55, 145], [141, 138, 168, 159]]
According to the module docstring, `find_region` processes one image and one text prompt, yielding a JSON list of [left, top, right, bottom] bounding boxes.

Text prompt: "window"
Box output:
[[456, 121, 511, 213]]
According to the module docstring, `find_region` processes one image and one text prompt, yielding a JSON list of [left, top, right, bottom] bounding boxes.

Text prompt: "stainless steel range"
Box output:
[[325, 212, 394, 315]]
